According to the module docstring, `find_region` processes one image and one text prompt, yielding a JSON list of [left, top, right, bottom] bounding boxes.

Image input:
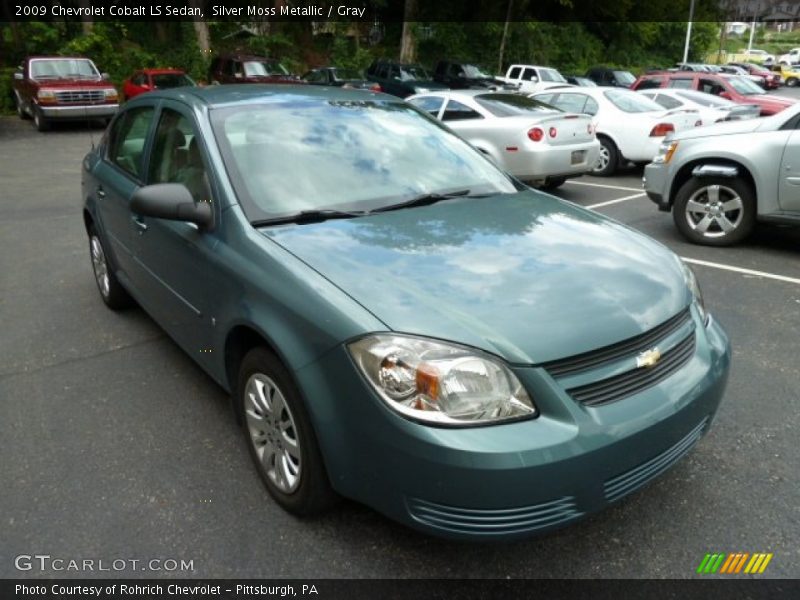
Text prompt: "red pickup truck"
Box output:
[[12, 56, 119, 131]]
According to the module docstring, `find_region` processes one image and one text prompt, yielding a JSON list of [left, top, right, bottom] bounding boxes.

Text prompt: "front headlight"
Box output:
[[37, 89, 56, 103], [348, 334, 536, 426], [681, 261, 708, 325], [103, 88, 118, 101], [653, 140, 679, 164]]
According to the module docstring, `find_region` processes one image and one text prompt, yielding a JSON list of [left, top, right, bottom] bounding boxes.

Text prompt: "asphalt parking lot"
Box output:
[[1, 90, 799, 579]]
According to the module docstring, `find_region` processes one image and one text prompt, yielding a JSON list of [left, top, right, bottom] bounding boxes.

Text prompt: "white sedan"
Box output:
[[407, 90, 599, 189], [636, 88, 760, 124], [531, 87, 703, 176]]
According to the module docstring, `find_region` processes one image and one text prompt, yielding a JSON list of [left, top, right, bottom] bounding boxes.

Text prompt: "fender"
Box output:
[[691, 164, 739, 178]]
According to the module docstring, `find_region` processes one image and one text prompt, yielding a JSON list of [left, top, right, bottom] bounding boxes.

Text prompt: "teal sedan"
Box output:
[[82, 85, 731, 540]]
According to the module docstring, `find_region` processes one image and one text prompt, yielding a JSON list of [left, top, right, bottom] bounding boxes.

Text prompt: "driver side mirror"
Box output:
[[719, 91, 732, 100], [101, 72, 110, 80], [14, 72, 23, 80], [131, 184, 212, 230], [529, 75, 538, 82]]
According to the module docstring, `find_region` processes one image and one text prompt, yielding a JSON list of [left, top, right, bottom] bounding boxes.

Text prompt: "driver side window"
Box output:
[[147, 108, 212, 204]]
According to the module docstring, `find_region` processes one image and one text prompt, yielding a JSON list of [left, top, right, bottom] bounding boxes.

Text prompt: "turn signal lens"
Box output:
[[649, 123, 675, 137], [528, 127, 544, 142]]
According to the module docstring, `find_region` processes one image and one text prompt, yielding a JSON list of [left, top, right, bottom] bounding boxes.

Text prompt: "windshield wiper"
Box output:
[[252, 209, 368, 227], [370, 189, 479, 214]]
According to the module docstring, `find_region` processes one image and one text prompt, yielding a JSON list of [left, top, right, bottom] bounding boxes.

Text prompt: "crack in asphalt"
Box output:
[[0, 335, 166, 381]]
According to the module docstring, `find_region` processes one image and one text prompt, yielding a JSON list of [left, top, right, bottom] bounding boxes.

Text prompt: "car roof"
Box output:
[[132, 84, 393, 108]]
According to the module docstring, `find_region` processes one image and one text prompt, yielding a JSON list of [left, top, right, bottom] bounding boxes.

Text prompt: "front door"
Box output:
[[778, 128, 800, 212]]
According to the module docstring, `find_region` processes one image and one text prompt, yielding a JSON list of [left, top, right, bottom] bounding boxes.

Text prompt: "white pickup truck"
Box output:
[[778, 47, 800, 65], [497, 64, 572, 93]]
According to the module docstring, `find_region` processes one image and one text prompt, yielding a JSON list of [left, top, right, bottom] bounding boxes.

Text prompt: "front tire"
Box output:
[[787, 77, 798, 87], [591, 136, 618, 177], [88, 226, 133, 309], [673, 176, 756, 246], [238, 347, 336, 516], [33, 107, 50, 132], [15, 94, 30, 120]]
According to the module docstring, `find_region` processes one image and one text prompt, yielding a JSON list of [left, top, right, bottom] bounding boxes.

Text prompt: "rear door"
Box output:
[[91, 105, 157, 287]]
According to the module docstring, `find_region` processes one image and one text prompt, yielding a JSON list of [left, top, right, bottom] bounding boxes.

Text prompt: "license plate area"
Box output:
[[571, 150, 586, 165]]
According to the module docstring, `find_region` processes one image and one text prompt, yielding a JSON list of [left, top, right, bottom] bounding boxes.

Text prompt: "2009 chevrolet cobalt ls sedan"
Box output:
[[82, 85, 731, 540]]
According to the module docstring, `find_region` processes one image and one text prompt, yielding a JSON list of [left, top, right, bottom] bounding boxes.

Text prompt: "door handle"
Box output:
[[132, 215, 148, 232], [96, 186, 106, 198]]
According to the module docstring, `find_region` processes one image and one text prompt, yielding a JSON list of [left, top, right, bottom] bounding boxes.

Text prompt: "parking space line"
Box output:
[[681, 257, 800, 286], [585, 193, 646, 209], [565, 180, 644, 193]]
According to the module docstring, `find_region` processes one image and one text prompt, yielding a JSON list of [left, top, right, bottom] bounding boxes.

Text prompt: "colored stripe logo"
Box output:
[[697, 552, 773, 574]]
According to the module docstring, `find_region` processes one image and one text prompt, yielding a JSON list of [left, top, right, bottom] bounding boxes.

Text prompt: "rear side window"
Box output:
[[551, 93, 588, 114], [441, 99, 483, 122], [652, 94, 682, 109], [668, 78, 694, 89], [408, 96, 444, 116], [508, 66, 521, 79], [635, 77, 664, 90], [107, 107, 155, 179]]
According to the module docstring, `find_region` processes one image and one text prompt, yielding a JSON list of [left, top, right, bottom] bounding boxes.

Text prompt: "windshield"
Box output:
[[727, 76, 765, 95], [151, 73, 195, 88], [676, 90, 734, 107], [604, 89, 663, 112], [30, 58, 99, 79], [474, 93, 561, 117], [210, 98, 516, 221], [462, 64, 491, 79], [539, 68, 567, 83], [399, 65, 430, 81], [613, 71, 636, 85], [243, 61, 290, 77], [332, 68, 363, 81]]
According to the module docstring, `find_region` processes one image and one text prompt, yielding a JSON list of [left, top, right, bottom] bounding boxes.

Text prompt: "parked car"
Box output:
[[584, 66, 637, 88], [208, 54, 301, 85], [407, 90, 599, 189], [672, 63, 713, 72], [630, 72, 795, 115], [497, 64, 571, 93], [565, 75, 597, 87], [12, 55, 119, 131], [778, 64, 800, 87], [122, 68, 196, 101], [636, 88, 760, 123], [717, 64, 766, 88], [83, 85, 730, 540], [777, 47, 800, 66], [301, 67, 381, 91], [434, 60, 513, 90], [644, 103, 800, 245], [365, 59, 446, 98], [740, 48, 775, 64], [726, 62, 781, 89], [532, 87, 702, 176]]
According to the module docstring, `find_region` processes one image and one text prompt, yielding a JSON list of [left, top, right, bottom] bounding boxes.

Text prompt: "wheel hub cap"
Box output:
[[90, 236, 110, 297], [685, 184, 744, 238]]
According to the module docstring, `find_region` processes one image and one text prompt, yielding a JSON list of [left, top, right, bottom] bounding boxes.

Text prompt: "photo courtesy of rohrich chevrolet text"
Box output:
[[1, 0, 798, 597]]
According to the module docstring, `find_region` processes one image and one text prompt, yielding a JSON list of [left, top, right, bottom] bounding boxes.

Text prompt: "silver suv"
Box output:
[[644, 104, 800, 245]]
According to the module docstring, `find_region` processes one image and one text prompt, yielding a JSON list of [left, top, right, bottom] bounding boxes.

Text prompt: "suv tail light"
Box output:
[[370, 83, 382, 92], [528, 127, 544, 142], [649, 123, 675, 137]]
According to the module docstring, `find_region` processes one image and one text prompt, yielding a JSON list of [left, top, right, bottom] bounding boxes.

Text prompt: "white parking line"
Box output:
[[680, 257, 800, 286], [565, 180, 644, 193], [585, 193, 646, 209]]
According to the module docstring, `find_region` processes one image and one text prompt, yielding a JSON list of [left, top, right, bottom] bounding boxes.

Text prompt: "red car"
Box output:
[[631, 71, 795, 115], [727, 62, 782, 89], [122, 68, 196, 100]]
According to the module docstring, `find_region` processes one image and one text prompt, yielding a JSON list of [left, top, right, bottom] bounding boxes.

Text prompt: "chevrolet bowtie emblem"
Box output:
[[636, 348, 662, 369]]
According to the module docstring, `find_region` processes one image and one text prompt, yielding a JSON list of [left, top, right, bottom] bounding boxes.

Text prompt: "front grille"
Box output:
[[542, 307, 692, 378], [604, 417, 708, 503], [55, 90, 105, 104], [567, 332, 696, 407], [406, 496, 583, 536]]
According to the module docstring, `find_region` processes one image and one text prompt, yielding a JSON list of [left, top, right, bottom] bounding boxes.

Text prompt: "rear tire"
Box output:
[[787, 77, 798, 87], [238, 347, 337, 516], [672, 176, 756, 246], [591, 136, 618, 177], [540, 176, 567, 191]]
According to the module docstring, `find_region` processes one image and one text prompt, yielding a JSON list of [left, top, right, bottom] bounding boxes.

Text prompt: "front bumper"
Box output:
[[643, 161, 672, 211], [40, 104, 119, 119], [296, 313, 731, 540]]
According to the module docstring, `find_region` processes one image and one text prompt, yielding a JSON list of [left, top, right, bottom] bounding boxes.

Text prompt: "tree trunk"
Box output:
[[498, 0, 515, 74], [190, 0, 211, 55], [78, 0, 93, 34], [399, 0, 417, 62]]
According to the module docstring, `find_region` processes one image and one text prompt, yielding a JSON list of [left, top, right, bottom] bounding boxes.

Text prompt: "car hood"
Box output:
[[27, 78, 112, 88], [671, 117, 763, 140], [261, 192, 690, 364]]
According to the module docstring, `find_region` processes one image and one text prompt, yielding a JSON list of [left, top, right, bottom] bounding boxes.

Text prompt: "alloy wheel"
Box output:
[[244, 373, 302, 494], [593, 145, 610, 173], [90, 235, 110, 298], [684, 184, 744, 239]]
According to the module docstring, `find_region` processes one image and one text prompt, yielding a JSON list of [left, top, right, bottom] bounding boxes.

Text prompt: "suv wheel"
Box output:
[[238, 347, 337, 516], [673, 176, 756, 246], [787, 77, 798, 87], [15, 93, 30, 120], [33, 108, 50, 132]]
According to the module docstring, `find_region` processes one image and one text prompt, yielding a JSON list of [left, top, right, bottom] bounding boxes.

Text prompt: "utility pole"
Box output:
[[747, 16, 757, 57], [682, 0, 696, 64]]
